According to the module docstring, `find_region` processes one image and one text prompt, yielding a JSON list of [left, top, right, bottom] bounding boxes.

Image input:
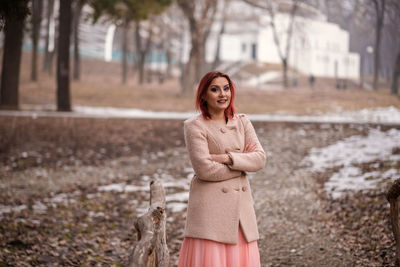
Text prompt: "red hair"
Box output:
[[195, 71, 236, 120]]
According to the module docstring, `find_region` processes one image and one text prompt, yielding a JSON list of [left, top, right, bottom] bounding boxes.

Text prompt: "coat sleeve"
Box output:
[[227, 115, 266, 172], [184, 119, 243, 182]]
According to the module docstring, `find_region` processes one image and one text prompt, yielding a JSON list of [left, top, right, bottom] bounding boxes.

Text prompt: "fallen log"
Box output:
[[128, 179, 169, 267], [387, 178, 400, 267]]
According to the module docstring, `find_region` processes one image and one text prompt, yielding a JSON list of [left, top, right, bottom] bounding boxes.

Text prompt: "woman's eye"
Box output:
[[224, 87, 230, 91], [211, 88, 217, 92]]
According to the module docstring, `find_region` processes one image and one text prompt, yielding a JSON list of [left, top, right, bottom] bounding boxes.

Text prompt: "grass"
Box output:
[[15, 51, 400, 115]]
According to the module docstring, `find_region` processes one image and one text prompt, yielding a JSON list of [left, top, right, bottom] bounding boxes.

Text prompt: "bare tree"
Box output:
[[153, 5, 187, 80], [393, 47, 400, 95], [177, 0, 218, 95], [387, 0, 400, 95], [121, 18, 130, 84], [31, 0, 44, 81], [243, 0, 300, 88], [0, 0, 29, 110], [43, 0, 56, 74], [89, 0, 171, 84], [57, 0, 73, 111], [73, 0, 84, 81], [368, 0, 386, 90], [212, 0, 231, 70], [134, 19, 154, 84]]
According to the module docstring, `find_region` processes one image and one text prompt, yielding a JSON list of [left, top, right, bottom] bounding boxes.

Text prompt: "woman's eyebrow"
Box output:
[[210, 83, 230, 87]]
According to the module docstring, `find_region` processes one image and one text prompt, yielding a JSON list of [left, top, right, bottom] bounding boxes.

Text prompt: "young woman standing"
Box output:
[[178, 71, 266, 267]]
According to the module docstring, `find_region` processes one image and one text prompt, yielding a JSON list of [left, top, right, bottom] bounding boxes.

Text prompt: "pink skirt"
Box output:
[[177, 226, 261, 267]]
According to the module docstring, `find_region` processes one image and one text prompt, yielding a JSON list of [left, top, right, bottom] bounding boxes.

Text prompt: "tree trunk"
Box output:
[[392, 49, 400, 95], [181, 26, 206, 95], [177, 0, 217, 95], [282, 58, 288, 88], [135, 20, 153, 85], [387, 179, 400, 266], [212, 19, 225, 70], [128, 179, 169, 267], [57, 0, 72, 111], [43, 0, 54, 73], [31, 0, 43, 81], [0, 14, 26, 110], [196, 35, 207, 81], [122, 21, 129, 84], [181, 56, 196, 96], [49, 25, 57, 76], [373, 17, 382, 90], [181, 36, 198, 95], [372, 0, 385, 90], [73, 0, 83, 81], [165, 48, 172, 79], [135, 22, 145, 84]]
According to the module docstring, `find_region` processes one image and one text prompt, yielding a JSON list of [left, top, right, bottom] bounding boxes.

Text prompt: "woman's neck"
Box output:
[[209, 110, 226, 124]]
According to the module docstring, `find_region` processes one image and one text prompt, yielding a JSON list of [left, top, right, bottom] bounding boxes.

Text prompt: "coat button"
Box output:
[[242, 186, 247, 192], [222, 188, 228, 193], [220, 128, 226, 133]]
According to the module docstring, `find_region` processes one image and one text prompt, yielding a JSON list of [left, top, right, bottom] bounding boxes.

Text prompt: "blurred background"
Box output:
[[0, 0, 399, 114], [1, 1, 400, 266]]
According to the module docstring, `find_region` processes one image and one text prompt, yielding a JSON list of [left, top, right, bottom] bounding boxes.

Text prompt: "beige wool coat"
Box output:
[[183, 113, 266, 244]]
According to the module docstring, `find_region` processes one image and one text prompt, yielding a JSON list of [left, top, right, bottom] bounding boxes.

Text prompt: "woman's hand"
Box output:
[[244, 143, 257, 153]]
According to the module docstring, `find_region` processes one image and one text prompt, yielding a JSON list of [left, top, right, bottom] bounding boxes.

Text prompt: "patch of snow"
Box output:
[[141, 175, 151, 181], [46, 193, 69, 203], [163, 181, 190, 190], [86, 193, 98, 199], [303, 128, 400, 198], [98, 183, 125, 192], [304, 129, 400, 172], [33, 201, 47, 214], [98, 183, 148, 192], [167, 202, 187, 213], [0, 204, 27, 217], [124, 185, 148, 192], [88, 211, 105, 217], [382, 169, 400, 179], [136, 207, 148, 217], [183, 167, 194, 174], [166, 192, 189, 203], [248, 106, 400, 124], [75, 106, 198, 120], [4, 105, 400, 125], [325, 168, 381, 198]]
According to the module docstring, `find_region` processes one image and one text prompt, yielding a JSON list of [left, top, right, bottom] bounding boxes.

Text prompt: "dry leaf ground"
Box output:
[[1, 116, 399, 266]]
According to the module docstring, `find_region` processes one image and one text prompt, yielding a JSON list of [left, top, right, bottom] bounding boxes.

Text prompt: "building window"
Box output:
[[251, 43, 257, 60]]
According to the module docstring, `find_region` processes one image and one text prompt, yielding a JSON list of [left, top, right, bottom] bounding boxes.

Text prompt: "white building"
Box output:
[[205, 0, 360, 85]]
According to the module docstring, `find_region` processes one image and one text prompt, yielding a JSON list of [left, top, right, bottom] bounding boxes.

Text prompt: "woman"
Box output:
[[178, 71, 266, 267]]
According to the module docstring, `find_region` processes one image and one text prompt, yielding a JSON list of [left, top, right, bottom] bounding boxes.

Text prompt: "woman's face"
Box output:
[[204, 77, 231, 115]]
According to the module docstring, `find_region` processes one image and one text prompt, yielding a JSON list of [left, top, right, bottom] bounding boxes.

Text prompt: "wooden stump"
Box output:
[[128, 179, 169, 267], [387, 178, 400, 266]]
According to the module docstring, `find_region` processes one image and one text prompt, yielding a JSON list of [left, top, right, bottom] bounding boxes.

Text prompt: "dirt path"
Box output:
[[0, 117, 391, 266], [251, 122, 365, 266]]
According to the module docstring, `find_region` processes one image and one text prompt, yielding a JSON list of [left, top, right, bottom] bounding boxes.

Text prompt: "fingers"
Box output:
[[244, 143, 257, 153], [244, 144, 248, 152]]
